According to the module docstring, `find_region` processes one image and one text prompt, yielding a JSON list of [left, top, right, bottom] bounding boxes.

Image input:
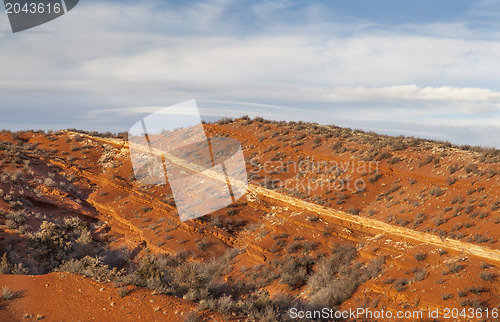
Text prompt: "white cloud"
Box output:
[[324, 85, 500, 105], [0, 0, 500, 147]]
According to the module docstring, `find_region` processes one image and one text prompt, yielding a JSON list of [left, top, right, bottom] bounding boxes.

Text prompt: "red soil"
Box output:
[[0, 119, 498, 320]]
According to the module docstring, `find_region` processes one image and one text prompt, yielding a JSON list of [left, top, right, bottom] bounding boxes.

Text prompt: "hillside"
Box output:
[[0, 117, 499, 321]]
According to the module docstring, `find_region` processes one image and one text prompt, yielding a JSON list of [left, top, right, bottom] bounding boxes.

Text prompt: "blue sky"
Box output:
[[1, 0, 500, 147]]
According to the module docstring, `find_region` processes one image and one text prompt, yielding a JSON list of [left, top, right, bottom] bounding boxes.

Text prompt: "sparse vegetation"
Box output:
[[414, 253, 426, 261], [1, 286, 14, 300], [0, 124, 499, 319], [479, 272, 496, 281], [394, 279, 409, 292], [117, 286, 130, 298]]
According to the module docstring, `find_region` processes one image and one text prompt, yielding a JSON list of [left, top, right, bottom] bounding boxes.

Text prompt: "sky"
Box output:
[[1, 0, 500, 147]]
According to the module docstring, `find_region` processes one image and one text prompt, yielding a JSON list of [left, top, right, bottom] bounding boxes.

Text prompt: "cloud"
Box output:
[[0, 0, 500, 147], [324, 85, 500, 106]]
